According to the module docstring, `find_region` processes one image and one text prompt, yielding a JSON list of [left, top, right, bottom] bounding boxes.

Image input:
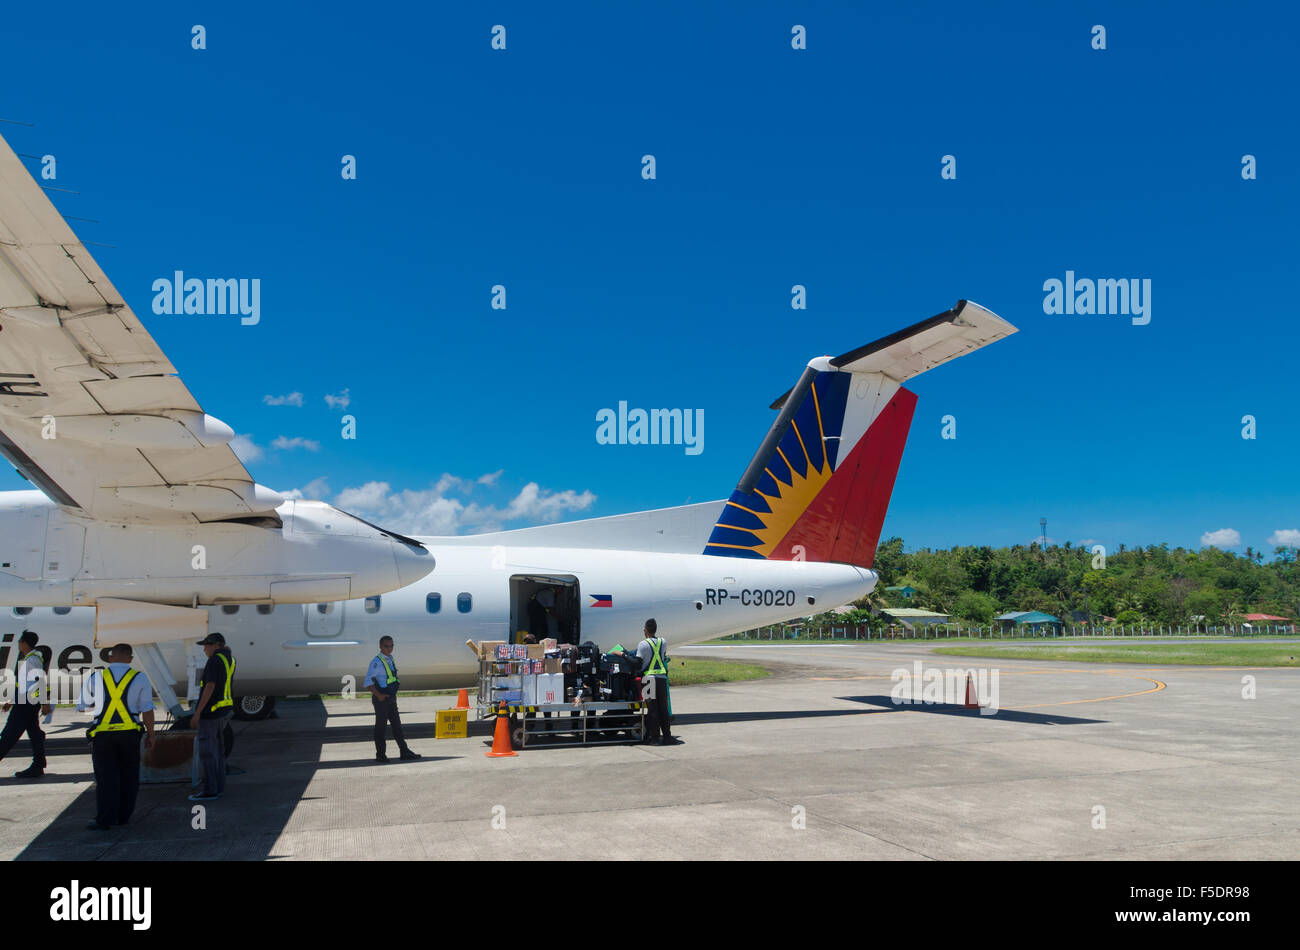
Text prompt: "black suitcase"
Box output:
[[599, 652, 634, 701]]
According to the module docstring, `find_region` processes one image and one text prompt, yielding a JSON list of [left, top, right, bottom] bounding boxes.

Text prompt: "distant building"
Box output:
[[882, 607, 950, 630], [995, 610, 1061, 632], [885, 585, 917, 600]]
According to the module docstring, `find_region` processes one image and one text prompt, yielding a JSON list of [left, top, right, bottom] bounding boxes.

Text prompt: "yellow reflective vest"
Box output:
[[643, 638, 667, 676], [89, 668, 143, 736], [204, 653, 236, 711]]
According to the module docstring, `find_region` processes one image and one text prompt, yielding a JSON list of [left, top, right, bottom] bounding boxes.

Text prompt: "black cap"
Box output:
[[197, 633, 226, 646]]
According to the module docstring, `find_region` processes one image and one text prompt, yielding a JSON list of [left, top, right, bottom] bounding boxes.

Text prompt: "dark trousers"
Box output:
[[91, 731, 142, 825], [0, 702, 45, 767], [373, 693, 410, 754], [196, 712, 230, 796], [644, 676, 671, 740]]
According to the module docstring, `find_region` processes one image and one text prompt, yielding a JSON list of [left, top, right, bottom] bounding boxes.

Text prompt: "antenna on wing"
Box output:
[[11, 136, 115, 245]]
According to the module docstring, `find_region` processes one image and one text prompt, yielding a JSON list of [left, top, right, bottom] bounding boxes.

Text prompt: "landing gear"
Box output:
[[233, 695, 276, 721]]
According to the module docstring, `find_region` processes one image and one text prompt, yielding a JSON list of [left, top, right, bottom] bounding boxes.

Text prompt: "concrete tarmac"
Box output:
[[1, 642, 1296, 860]]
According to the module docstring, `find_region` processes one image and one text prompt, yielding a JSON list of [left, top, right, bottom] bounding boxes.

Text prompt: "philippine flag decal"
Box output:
[[589, 594, 613, 608]]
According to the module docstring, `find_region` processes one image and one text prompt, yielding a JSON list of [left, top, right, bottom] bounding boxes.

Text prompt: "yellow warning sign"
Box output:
[[436, 708, 468, 739]]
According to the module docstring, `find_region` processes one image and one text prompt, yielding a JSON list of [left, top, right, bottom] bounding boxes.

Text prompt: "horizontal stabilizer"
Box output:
[[771, 300, 1016, 408]]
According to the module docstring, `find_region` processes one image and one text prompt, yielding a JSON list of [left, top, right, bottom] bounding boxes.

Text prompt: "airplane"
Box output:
[[0, 129, 1016, 721], [0, 130, 436, 708]]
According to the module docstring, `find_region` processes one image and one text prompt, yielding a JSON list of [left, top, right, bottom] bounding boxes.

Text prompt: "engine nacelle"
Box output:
[[0, 491, 433, 606]]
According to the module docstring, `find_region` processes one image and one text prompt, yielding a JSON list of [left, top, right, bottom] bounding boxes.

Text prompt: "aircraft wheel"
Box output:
[[233, 695, 276, 721]]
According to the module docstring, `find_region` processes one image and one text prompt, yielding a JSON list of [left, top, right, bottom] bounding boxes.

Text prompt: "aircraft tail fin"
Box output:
[[702, 300, 1016, 568]]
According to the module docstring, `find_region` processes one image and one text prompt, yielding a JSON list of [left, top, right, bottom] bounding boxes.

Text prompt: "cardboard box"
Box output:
[[510, 643, 527, 659], [538, 673, 563, 705], [435, 708, 468, 739], [479, 640, 505, 660], [541, 638, 558, 651], [543, 657, 561, 674], [526, 644, 545, 660], [494, 643, 511, 660], [521, 674, 539, 705]]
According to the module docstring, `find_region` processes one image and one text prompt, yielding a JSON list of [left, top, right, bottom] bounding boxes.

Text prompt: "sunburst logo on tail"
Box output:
[[706, 376, 843, 558]]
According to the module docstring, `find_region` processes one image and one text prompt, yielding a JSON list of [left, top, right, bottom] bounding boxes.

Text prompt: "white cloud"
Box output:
[[263, 392, 304, 407], [1268, 529, 1300, 547], [1201, 528, 1241, 548], [229, 434, 263, 463], [335, 481, 392, 510], [324, 388, 351, 410], [272, 436, 321, 452], [477, 469, 504, 486], [281, 477, 331, 501], [433, 473, 471, 494], [505, 482, 596, 523], [331, 475, 595, 535]]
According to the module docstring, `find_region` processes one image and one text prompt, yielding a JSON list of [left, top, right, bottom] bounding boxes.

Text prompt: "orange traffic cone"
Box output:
[[456, 688, 470, 710], [486, 702, 517, 757], [964, 672, 980, 709]]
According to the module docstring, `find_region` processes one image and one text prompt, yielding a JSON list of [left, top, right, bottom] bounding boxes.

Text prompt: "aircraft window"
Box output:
[[365, 596, 381, 614], [457, 592, 472, 614], [316, 603, 335, 615], [53, 606, 72, 615], [221, 605, 240, 615], [426, 593, 441, 614], [257, 604, 274, 615], [12, 607, 32, 616]]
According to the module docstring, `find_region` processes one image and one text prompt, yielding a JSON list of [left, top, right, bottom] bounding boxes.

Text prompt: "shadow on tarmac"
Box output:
[[836, 695, 1106, 725], [13, 698, 429, 860], [671, 708, 876, 726]]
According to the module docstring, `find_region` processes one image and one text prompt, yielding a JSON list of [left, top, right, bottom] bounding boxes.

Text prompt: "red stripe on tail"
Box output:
[[768, 387, 917, 567]]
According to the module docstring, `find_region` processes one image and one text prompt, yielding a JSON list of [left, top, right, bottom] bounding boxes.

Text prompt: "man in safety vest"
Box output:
[[365, 635, 421, 762], [0, 630, 52, 777], [189, 633, 235, 802], [631, 619, 676, 745], [78, 643, 156, 830]]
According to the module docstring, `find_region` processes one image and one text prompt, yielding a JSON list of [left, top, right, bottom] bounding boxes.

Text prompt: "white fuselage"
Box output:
[[1, 539, 875, 696]]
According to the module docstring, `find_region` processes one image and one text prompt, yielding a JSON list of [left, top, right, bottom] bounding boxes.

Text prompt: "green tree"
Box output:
[[953, 590, 998, 625]]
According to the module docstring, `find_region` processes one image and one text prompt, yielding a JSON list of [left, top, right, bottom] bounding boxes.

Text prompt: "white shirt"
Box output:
[[15, 650, 46, 704], [364, 653, 398, 689], [78, 663, 155, 720]]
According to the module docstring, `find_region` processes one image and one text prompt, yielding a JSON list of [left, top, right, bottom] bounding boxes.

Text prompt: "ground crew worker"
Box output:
[[189, 633, 235, 802], [630, 619, 676, 745], [79, 643, 156, 830], [365, 636, 421, 762], [527, 591, 548, 642], [0, 631, 51, 777]]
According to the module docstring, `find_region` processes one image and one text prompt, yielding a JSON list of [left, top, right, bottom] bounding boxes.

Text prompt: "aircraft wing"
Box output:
[[770, 300, 1017, 408], [0, 131, 280, 524]]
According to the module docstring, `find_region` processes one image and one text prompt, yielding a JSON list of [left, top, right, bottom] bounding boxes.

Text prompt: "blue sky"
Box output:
[[3, 1, 1296, 554]]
